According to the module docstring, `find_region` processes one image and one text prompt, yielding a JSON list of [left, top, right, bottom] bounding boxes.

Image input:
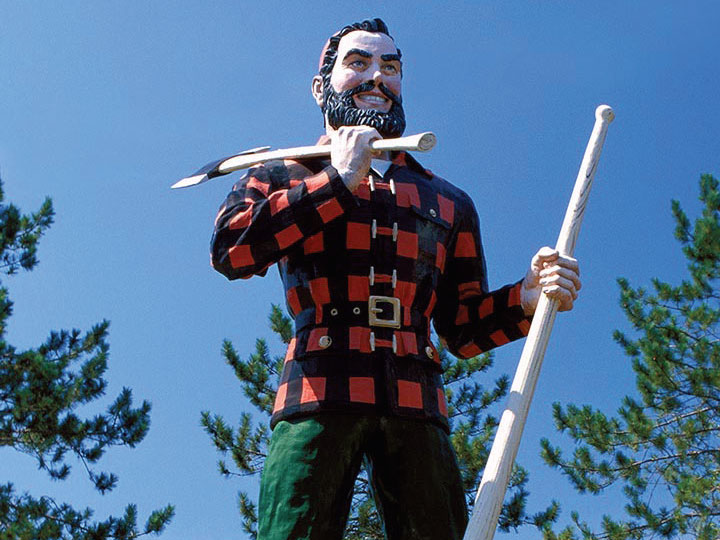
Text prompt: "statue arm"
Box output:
[[210, 161, 357, 280], [433, 201, 531, 359]]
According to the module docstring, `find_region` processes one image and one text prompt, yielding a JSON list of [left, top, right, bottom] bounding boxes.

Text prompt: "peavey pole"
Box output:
[[463, 105, 615, 540], [171, 132, 436, 189]]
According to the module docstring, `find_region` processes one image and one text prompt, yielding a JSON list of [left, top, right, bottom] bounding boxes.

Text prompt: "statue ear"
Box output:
[[311, 75, 324, 107]]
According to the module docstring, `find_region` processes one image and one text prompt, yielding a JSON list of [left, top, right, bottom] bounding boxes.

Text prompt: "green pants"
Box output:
[[257, 414, 468, 540]]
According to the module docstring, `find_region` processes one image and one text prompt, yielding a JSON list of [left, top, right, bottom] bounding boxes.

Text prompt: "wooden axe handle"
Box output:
[[218, 131, 436, 174], [171, 132, 436, 189]]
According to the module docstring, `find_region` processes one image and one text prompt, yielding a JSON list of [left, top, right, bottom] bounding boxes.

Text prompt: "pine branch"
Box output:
[[0, 176, 173, 539], [543, 174, 720, 540]]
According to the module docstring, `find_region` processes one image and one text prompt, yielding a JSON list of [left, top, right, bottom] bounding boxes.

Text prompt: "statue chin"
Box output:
[[327, 106, 406, 139], [322, 80, 406, 139]]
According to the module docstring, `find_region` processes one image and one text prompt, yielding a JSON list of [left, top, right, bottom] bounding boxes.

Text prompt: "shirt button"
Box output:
[[318, 336, 333, 349], [353, 307, 361, 315], [429, 209, 437, 218], [425, 346, 434, 359], [330, 308, 339, 316]]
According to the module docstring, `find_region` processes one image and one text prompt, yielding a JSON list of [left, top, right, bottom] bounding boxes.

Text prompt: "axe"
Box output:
[[171, 131, 436, 189]]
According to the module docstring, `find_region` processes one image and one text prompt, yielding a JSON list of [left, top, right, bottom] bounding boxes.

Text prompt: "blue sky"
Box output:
[[2, 2, 719, 538]]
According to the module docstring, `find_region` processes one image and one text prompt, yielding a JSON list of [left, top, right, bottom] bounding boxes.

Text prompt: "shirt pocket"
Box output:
[[408, 205, 452, 272]]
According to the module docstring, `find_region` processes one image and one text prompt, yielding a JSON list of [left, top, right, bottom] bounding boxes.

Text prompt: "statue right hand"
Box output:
[[330, 126, 381, 191]]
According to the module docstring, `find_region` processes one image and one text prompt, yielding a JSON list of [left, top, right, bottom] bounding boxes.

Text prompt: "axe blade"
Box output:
[[172, 146, 271, 190]]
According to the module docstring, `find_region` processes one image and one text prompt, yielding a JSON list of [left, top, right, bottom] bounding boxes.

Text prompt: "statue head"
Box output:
[[312, 18, 406, 138]]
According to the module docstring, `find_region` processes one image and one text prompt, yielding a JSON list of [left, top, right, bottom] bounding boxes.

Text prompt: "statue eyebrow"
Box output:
[[344, 48, 372, 60], [381, 53, 401, 62]]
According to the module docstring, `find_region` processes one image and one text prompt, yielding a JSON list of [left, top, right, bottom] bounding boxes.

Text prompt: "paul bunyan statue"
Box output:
[[211, 18, 580, 540]]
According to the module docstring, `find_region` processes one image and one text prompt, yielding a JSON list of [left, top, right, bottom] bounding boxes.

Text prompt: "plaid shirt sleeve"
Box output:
[[211, 160, 357, 280], [433, 196, 532, 359]]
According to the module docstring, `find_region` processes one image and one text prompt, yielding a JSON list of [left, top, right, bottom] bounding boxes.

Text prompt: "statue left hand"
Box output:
[[520, 246, 581, 316]]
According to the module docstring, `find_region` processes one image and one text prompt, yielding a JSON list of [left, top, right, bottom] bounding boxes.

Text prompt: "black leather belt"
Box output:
[[294, 296, 404, 332]]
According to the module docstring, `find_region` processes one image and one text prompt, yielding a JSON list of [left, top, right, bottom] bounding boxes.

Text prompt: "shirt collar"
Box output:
[[371, 158, 393, 177]]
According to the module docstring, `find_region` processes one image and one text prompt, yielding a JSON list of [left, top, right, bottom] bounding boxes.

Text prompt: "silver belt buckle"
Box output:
[[369, 296, 401, 329]]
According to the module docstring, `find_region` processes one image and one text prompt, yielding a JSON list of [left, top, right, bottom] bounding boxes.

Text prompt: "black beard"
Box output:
[[322, 78, 406, 139]]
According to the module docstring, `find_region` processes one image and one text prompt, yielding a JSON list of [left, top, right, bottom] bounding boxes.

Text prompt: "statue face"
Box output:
[[329, 31, 402, 113], [314, 30, 406, 138]]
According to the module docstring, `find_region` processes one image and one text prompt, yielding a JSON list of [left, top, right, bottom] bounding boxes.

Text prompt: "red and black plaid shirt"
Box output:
[[211, 144, 531, 432]]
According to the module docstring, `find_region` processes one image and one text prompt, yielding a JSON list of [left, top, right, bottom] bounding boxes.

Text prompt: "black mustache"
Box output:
[[321, 71, 406, 138], [343, 81, 402, 106]]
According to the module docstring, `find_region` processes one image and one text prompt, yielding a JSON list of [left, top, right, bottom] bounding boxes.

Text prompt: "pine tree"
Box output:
[[203, 308, 559, 538], [0, 178, 174, 539], [541, 174, 720, 540]]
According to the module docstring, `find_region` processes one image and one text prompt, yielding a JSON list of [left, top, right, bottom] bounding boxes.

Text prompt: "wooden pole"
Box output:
[[463, 105, 615, 540]]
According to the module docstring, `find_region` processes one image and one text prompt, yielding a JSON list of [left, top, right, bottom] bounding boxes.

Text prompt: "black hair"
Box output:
[[319, 18, 401, 76]]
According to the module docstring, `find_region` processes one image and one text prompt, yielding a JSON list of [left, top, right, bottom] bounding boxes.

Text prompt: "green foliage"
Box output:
[[203, 306, 558, 538], [541, 174, 720, 540], [0, 182, 52, 275], [0, 178, 173, 539]]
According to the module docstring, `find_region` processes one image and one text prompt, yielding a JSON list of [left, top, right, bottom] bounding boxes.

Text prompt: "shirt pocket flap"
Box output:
[[409, 205, 451, 229]]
